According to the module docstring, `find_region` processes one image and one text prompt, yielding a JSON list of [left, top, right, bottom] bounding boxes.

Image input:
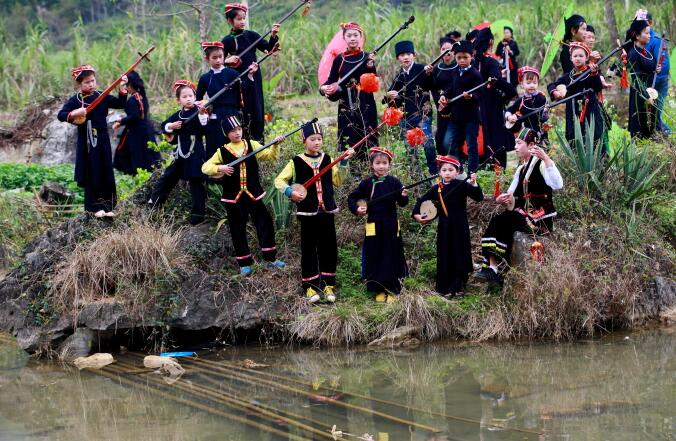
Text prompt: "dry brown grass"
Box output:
[[49, 219, 187, 322]]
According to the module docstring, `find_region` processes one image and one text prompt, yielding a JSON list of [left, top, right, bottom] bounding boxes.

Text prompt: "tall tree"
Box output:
[[604, 0, 619, 45]]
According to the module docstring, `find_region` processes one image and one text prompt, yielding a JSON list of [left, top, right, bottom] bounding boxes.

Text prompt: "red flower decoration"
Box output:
[[382, 107, 403, 126], [264, 113, 273, 122], [530, 241, 545, 262], [406, 127, 426, 147], [359, 73, 379, 93]]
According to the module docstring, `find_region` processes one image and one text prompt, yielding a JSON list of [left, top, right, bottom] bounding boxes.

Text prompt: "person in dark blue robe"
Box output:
[[113, 71, 160, 175], [495, 26, 520, 85], [57, 65, 127, 216], [197, 41, 247, 159]]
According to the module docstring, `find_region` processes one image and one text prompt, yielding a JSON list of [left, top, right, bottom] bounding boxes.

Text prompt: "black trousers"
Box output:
[[150, 161, 206, 225], [480, 210, 553, 267], [224, 197, 277, 267], [84, 180, 117, 213], [298, 213, 337, 290]]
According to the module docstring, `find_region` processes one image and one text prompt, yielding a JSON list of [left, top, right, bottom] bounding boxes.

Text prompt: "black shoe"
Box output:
[[474, 268, 500, 282]]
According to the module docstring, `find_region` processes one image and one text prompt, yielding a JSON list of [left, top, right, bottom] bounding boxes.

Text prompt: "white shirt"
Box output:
[[507, 160, 564, 194]]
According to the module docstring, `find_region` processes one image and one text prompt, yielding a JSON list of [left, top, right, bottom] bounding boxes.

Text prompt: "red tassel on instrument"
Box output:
[[493, 163, 502, 199], [620, 52, 629, 90], [406, 127, 426, 147], [359, 73, 380, 93], [530, 241, 545, 262], [302, 0, 312, 16], [382, 107, 403, 126]]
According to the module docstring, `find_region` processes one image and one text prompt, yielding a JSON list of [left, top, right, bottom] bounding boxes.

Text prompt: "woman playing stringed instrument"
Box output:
[[57, 65, 128, 218]]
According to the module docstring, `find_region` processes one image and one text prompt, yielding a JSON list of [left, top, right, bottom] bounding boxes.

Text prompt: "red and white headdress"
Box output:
[[224, 3, 248, 13], [568, 41, 590, 57], [201, 41, 225, 51], [368, 146, 394, 160], [71, 65, 96, 80], [172, 80, 196, 93], [517, 66, 540, 82], [436, 155, 461, 168], [340, 22, 363, 34]]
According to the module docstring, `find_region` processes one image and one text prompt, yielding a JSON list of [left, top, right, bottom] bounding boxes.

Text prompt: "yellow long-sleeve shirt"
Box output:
[[201, 140, 279, 176], [274, 152, 346, 195]]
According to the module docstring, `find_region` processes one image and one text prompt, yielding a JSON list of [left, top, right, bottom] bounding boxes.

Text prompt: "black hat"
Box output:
[[626, 20, 649, 42], [395, 40, 415, 56], [454, 39, 474, 55], [301, 121, 323, 140], [473, 28, 494, 53], [504, 26, 514, 33], [222, 115, 242, 133], [586, 24, 595, 34]]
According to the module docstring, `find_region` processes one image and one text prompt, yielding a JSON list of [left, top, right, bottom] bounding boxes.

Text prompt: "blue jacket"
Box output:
[[647, 29, 669, 79]]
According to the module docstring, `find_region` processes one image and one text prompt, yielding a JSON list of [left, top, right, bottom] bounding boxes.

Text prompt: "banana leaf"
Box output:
[[541, 1, 574, 76]]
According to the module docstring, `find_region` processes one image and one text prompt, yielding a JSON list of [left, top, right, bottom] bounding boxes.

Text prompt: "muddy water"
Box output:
[[0, 328, 674, 441]]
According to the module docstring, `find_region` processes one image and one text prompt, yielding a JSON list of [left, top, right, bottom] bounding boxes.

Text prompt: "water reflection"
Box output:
[[0, 328, 674, 440]]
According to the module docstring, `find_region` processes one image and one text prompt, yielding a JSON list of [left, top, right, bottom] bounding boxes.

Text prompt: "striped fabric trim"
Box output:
[[481, 237, 508, 248], [320, 272, 336, 277], [302, 274, 320, 282], [236, 254, 252, 260], [261, 246, 276, 252]]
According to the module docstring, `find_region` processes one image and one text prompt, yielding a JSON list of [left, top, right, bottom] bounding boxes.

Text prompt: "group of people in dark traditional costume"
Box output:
[[58, 4, 670, 301]]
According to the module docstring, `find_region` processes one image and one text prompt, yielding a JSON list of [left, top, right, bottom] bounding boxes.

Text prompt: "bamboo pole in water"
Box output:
[[96, 364, 314, 441], [112, 359, 335, 440], [125, 353, 441, 433], [198, 356, 543, 435]]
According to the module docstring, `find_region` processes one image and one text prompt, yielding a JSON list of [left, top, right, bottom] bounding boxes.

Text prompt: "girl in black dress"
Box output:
[[57, 65, 128, 217], [221, 3, 280, 142], [348, 147, 409, 302], [148, 81, 209, 225], [320, 22, 379, 160], [413, 156, 483, 297], [548, 42, 604, 147], [625, 19, 658, 138]]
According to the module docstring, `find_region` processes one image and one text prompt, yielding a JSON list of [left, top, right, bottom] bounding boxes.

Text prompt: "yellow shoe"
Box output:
[[375, 293, 387, 303], [306, 287, 320, 304], [324, 286, 336, 303], [386, 294, 397, 303]]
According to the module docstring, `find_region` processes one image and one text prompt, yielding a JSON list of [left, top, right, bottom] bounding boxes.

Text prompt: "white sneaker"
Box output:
[[94, 210, 106, 218]]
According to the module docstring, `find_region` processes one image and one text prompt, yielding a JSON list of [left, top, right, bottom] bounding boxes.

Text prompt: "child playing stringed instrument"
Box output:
[[201, 116, 286, 276], [274, 122, 355, 303], [57, 65, 128, 217], [347, 147, 409, 303], [412, 156, 483, 298]]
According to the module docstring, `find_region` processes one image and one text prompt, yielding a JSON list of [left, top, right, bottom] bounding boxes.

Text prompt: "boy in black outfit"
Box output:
[[385, 40, 436, 174], [437, 40, 483, 173]]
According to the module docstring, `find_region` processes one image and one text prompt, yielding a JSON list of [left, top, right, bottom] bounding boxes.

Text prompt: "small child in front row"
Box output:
[[412, 156, 483, 298], [149, 80, 208, 225], [505, 66, 549, 140], [201, 116, 286, 275], [274, 123, 355, 303], [348, 147, 409, 303]]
